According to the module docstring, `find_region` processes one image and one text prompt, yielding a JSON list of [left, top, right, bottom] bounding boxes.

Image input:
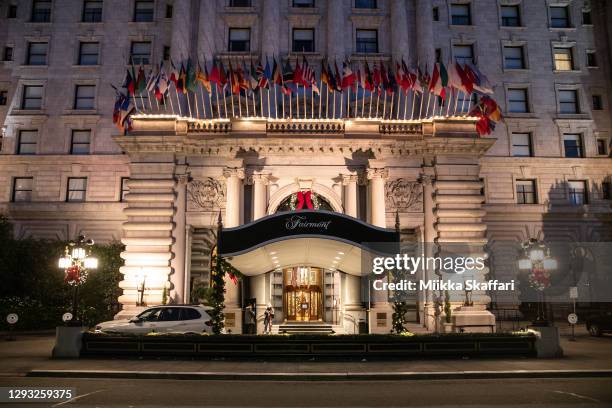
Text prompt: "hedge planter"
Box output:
[[81, 332, 537, 359]]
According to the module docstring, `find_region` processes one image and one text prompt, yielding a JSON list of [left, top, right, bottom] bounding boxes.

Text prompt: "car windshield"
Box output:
[[137, 308, 163, 321]]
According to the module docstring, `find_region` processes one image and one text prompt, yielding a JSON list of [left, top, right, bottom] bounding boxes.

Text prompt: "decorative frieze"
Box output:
[[385, 178, 423, 212], [187, 178, 226, 210]]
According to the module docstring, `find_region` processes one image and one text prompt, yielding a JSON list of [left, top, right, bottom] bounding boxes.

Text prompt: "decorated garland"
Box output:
[[64, 265, 88, 286], [289, 190, 322, 210], [209, 252, 244, 335], [528, 267, 551, 291]]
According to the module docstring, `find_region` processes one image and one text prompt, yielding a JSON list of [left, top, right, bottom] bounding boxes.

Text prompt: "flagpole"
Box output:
[[425, 92, 432, 119], [418, 91, 424, 120], [446, 90, 452, 117], [303, 85, 307, 118], [460, 91, 466, 115], [251, 88, 256, 118], [465, 92, 472, 117], [318, 79, 322, 119], [361, 87, 365, 118], [175, 87, 183, 117], [375, 89, 380, 118], [267, 86, 271, 119], [325, 85, 329, 119], [339, 90, 343, 118], [332, 89, 336, 119], [274, 84, 278, 119], [403, 91, 408, 120]]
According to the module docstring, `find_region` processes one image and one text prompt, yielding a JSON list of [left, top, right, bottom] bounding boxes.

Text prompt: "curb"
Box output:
[[27, 369, 612, 381]]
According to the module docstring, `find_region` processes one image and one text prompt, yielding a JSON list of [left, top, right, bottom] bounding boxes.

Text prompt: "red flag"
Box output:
[[456, 63, 473, 94]]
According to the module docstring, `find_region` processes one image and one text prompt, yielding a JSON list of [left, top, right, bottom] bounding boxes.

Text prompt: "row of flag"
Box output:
[[113, 56, 502, 135]]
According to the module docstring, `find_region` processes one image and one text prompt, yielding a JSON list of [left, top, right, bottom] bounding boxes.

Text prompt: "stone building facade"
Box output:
[[1, 0, 611, 333]]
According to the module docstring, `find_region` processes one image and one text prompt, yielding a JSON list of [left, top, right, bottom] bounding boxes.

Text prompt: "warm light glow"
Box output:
[[529, 249, 545, 261], [58, 256, 71, 269], [71, 247, 86, 260], [84, 257, 98, 269], [543, 258, 558, 271], [518, 258, 533, 270]]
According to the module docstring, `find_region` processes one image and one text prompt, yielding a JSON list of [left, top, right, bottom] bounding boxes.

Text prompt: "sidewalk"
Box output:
[[1, 328, 612, 380]]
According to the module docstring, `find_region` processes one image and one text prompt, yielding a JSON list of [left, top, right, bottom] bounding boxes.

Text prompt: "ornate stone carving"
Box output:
[[386, 178, 423, 212], [187, 178, 226, 210]]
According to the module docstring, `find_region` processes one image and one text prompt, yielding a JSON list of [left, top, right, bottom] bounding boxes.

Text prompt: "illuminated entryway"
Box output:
[[283, 266, 323, 322]]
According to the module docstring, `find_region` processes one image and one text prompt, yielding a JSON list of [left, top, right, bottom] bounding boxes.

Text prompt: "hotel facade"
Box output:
[[1, 0, 611, 334]]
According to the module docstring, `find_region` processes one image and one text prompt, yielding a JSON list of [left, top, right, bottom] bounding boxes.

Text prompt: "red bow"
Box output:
[[64, 265, 81, 284], [296, 191, 314, 210]]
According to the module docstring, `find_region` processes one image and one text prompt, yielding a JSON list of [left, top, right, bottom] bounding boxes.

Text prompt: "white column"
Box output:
[[416, 0, 435, 68], [390, 0, 410, 63], [223, 166, 245, 228], [367, 166, 388, 228], [327, 0, 345, 60], [262, 0, 280, 57], [170, 174, 188, 304], [342, 174, 358, 218], [252, 173, 270, 220], [171, 0, 192, 62]]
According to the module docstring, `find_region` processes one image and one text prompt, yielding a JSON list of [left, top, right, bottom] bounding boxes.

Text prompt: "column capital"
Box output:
[[418, 174, 435, 186], [341, 174, 359, 185], [223, 167, 245, 180], [176, 174, 189, 185], [367, 168, 389, 180], [249, 172, 271, 185]]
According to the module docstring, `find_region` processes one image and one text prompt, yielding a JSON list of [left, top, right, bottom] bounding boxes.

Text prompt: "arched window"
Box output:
[[276, 190, 335, 212]]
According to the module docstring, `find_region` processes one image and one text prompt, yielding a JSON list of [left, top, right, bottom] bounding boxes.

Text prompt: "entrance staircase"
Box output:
[[271, 322, 345, 335]]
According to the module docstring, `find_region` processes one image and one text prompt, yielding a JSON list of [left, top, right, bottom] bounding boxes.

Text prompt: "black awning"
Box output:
[[218, 210, 399, 256]]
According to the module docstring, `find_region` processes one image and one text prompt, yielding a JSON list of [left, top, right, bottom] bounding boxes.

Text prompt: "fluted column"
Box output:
[[171, 0, 192, 62], [170, 174, 188, 304], [327, 0, 345, 60], [391, 0, 410, 62], [252, 173, 270, 220], [197, 0, 216, 61], [262, 0, 280, 57], [223, 165, 245, 228], [367, 165, 388, 228], [342, 174, 358, 218], [415, 0, 434, 68]]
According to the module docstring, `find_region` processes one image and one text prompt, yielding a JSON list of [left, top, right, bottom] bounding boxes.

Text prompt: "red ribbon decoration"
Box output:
[[64, 265, 81, 284], [296, 191, 314, 210]]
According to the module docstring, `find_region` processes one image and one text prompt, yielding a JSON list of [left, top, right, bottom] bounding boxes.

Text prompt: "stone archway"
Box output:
[[267, 181, 344, 215]]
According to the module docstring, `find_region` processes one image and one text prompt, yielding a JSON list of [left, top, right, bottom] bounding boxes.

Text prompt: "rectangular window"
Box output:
[[120, 177, 130, 202], [592, 94, 603, 111], [586, 51, 597, 67], [501, 5, 520, 27], [355, 0, 376, 8], [71, 130, 91, 154], [516, 180, 537, 204], [568, 180, 587, 205], [602, 181, 611, 200], [228, 28, 250, 52], [67, 177, 87, 202], [550, 6, 569, 28], [229, 0, 251, 6], [596, 139, 608, 156], [82, 0, 102, 22], [453, 44, 474, 65], [559, 89, 579, 114], [12, 178, 33, 202], [31, 0, 51, 22], [3, 47, 13, 62], [165, 3, 173, 17], [582, 9, 592, 25], [451, 3, 471, 25], [0, 90, 7, 105], [18, 130, 37, 154], [511, 133, 532, 157], [292, 28, 315, 53], [130, 41, 151, 65], [553, 47, 574, 71], [74, 85, 95, 109], [563, 134, 583, 158], [356, 29, 378, 54], [8, 4, 17, 18], [503, 46, 525, 69], [507, 88, 528, 113], [435, 48, 442, 63], [133, 0, 153, 22], [26, 42, 48, 65], [78, 42, 99, 65], [21, 85, 43, 109], [163, 45, 170, 61], [293, 0, 314, 7]]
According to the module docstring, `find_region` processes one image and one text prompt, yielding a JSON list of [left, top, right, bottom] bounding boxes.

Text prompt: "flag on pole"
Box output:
[[341, 59, 356, 90], [196, 61, 212, 93]]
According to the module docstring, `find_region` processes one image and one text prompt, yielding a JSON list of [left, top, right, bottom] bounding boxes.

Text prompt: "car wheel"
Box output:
[[589, 325, 602, 337]]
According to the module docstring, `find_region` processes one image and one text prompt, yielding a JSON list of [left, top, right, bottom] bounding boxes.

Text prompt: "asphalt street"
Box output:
[[1, 376, 611, 407]]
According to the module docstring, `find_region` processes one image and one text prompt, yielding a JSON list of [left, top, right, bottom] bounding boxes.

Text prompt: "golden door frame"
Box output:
[[283, 266, 323, 322]]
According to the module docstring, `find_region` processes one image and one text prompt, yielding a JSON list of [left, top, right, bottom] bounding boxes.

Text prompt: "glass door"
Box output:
[[283, 266, 323, 321]]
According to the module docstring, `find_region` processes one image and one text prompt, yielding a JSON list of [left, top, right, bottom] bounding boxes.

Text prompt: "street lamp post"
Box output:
[[58, 235, 98, 326], [517, 238, 557, 326]]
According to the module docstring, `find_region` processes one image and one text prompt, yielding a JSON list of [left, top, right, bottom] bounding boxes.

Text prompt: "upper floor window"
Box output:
[[586, 51, 597, 67], [293, 0, 314, 7], [550, 6, 570, 28], [501, 5, 520, 27], [74, 85, 95, 109], [27, 42, 48, 65], [450, 3, 471, 25], [3, 47, 13, 62], [130, 41, 151, 65], [453, 44, 474, 65], [568, 180, 587, 205], [0, 90, 7, 105], [13, 178, 33, 202], [229, 0, 251, 6], [503, 46, 525, 69], [163, 45, 171, 61], [596, 139, 608, 156], [582, 9, 592, 25], [511, 133, 532, 156], [71, 130, 91, 154], [559, 89, 579, 114], [356, 29, 378, 54], [134, 0, 154, 22], [8, 4, 17, 18], [31, 0, 51, 22], [355, 0, 376, 9], [82, 0, 102, 22], [507, 88, 528, 113], [602, 181, 611, 200], [228, 28, 250, 52], [563, 134, 583, 158], [433, 7, 439, 21], [592, 94, 603, 111], [18, 130, 37, 154], [22, 85, 43, 109], [78, 42, 99, 65], [516, 180, 537, 204], [67, 177, 87, 202], [553, 47, 574, 71], [292, 28, 315, 53]]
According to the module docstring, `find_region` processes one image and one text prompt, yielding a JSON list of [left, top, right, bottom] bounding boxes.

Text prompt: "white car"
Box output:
[[95, 305, 213, 335]]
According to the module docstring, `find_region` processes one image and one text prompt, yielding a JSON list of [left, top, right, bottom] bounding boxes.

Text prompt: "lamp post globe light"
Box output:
[[518, 238, 558, 326], [58, 235, 98, 326]]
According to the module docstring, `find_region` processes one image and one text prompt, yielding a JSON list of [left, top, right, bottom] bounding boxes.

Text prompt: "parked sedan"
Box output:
[[95, 305, 213, 335], [586, 310, 612, 336]]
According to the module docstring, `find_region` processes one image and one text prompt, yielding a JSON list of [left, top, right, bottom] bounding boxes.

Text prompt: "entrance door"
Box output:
[[283, 266, 323, 321]]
